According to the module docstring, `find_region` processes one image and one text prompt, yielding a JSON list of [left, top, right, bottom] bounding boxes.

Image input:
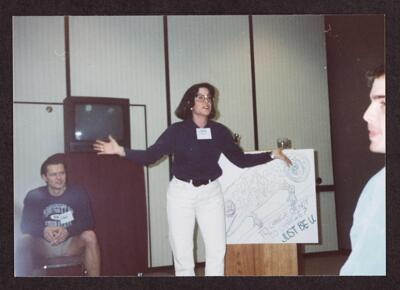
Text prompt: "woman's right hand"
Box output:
[[93, 135, 126, 157]]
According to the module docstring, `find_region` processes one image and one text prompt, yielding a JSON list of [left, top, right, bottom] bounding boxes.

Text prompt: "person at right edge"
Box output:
[[93, 82, 292, 276], [340, 65, 386, 275]]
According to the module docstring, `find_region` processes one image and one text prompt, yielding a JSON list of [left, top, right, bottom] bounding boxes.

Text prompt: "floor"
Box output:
[[142, 251, 349, 277]]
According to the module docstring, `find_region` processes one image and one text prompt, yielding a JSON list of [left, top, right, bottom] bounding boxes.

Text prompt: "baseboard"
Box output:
[[302, 249, 350, 257]]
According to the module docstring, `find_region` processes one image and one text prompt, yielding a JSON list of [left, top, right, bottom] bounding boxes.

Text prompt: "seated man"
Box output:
[[17, 155, 101, 276]]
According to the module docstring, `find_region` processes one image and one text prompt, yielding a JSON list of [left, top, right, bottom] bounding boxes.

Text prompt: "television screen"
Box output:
[[64, 96, 131, 153], [75, 104, 124, 141]]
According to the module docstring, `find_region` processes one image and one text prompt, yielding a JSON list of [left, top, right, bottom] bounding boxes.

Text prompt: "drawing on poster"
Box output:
[[219, 149, 318, 244]]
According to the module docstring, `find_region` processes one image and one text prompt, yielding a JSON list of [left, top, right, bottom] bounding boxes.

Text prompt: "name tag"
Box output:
[[51, 211, 74, 224], [196, 128, 212, 140]]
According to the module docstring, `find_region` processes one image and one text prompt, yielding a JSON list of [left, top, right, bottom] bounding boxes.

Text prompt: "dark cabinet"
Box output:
[[62, 152, 148, 276]]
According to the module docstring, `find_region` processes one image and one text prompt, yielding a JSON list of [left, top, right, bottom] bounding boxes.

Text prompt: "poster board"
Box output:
[[218, 149, 318, 244]]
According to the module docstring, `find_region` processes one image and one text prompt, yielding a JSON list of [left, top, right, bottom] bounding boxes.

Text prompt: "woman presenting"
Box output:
[[93, 82, 292, 276]]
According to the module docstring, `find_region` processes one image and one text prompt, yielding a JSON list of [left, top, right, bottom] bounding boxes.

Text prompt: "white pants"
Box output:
[[167, 177, 226, 276]]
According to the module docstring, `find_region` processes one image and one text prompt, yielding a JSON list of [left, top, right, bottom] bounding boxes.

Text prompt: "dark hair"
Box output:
[[366, 64, 385, 87], [175, 82, 217, 120], [40, 154, 67, 176]]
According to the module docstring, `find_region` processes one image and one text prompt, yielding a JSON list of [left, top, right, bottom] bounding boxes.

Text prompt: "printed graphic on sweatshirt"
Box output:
[[43, 203, 74, 228]]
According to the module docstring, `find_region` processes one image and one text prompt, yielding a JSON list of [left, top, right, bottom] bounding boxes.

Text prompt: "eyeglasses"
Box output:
[[195, 94, 213, 103]]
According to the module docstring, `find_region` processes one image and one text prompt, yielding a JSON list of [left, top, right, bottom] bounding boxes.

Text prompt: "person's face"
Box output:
[[363, 75, 385, 153], [42, 164, 67, 193], [192, 87, 212, 118]]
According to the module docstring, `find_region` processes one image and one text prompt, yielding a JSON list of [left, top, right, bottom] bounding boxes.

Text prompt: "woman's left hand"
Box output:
[[271, 148, 292, 167]]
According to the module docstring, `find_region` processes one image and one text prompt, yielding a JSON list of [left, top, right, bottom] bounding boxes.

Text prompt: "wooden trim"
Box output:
[[302, 249, 350, 257], [163, 15, 172, 127], [163, 16, 173, 183], [316, 184, 335, 192], [14, 101, 146, 107], [14, 101, 63, 105], [64, 16, 71, 98], [248, 15, 259, 150]]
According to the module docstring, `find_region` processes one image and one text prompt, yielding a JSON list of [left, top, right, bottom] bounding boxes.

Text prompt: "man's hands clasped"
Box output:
[[43, 226, 69, 246]]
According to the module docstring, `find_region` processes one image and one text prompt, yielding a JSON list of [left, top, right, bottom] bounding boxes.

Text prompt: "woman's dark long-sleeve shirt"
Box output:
[[125, 119, 272, 180]]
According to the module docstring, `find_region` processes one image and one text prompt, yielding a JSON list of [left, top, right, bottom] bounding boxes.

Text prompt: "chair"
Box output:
[[32, 255, 86, 277]]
